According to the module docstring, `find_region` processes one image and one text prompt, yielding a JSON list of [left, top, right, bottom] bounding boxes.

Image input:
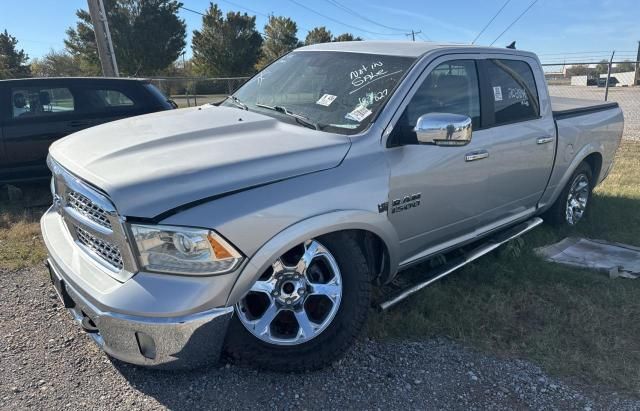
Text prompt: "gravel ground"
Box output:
[[1, 266, 639, 410]]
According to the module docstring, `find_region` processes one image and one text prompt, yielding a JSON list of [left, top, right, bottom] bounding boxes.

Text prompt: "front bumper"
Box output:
[[41, 208, 235, 369]]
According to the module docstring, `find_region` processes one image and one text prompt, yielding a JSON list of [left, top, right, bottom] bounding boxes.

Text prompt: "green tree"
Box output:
[[614, 60, 635, 73], [595, 59, 610, 75], [192, 3, 263, 76], [0, 29, 31, 79], [305, 26, 332, 45], [333, 33, 362, 42], [566, 64, 589, 77], [31, 49, 85, 77], [65, 0, 186, 76], [257, 15, 298, 69]]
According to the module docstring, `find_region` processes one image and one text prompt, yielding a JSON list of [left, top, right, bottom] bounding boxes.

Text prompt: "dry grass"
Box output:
[[0, 213, 47, 271], [0, 182, 50, 271], [370, 140, 640, 395]]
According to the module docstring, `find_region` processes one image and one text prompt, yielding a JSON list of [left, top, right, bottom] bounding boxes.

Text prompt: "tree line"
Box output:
[[565, 60, 637, 77], [0, 0, 363, 80]]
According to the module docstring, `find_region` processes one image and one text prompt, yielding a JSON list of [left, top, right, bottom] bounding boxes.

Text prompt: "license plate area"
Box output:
[[48, 263, 76, 309]]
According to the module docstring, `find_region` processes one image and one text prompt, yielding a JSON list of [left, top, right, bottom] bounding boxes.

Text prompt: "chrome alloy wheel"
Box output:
[[236, 240, 343, 346], [565, 173, 590, 225]]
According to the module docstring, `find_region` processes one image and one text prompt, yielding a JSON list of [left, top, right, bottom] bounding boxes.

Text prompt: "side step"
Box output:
[[379, 217, 543, 311]]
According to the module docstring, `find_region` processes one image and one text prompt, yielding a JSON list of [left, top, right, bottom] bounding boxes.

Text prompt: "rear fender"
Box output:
[[539, 142, 603, 211]]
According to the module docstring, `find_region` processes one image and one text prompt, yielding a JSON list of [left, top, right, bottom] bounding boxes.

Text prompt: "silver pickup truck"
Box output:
[[41, 41, 623, 371]]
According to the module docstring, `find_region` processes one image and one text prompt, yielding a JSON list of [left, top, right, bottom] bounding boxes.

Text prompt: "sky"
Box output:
[[2, 0, 639, 64]]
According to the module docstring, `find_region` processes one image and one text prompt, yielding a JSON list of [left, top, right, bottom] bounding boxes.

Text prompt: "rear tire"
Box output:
[[224, 232, 371, 371], [545, 162, 593, 227]]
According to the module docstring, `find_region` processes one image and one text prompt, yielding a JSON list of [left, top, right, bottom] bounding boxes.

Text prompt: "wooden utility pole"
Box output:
[[604, 50, 615, 101], [634, 41, 640, 86], [406, 30, 422, 42], [87, 0, 119, 77]]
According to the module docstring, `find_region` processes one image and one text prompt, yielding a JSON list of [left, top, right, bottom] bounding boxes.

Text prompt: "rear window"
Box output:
[[486, 59, 539, 125], [82, 88, 136, 110], [95, 89, 134, 107], [11, 87, 74, 119]]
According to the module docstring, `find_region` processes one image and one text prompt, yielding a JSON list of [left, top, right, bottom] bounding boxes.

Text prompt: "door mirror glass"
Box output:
[[413, 112, 472, 146]]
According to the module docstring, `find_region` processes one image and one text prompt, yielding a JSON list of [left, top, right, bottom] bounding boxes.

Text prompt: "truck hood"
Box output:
[[50, 105, 351, 218]]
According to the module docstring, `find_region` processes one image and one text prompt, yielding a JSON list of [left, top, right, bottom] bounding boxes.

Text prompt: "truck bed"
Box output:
[[551, 96, 619, 120]]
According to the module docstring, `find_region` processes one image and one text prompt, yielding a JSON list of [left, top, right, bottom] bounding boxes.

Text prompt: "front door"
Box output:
[[385, 59, 491, 265]]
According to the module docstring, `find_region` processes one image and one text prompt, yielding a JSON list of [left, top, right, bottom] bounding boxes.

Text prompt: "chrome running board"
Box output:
[[379, 217, 543, 311]]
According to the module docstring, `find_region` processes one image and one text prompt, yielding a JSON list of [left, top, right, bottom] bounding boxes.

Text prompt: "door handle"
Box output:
[[536, 136, 554, 145], [465, 150, 489, 162]]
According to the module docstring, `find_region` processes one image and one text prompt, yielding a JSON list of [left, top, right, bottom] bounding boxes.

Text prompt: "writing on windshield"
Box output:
[[226, 51, 415, 134]]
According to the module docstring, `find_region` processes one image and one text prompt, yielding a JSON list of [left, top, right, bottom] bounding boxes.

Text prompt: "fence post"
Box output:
[[604, 50, 615, 101], [192, 79, 197, 106]]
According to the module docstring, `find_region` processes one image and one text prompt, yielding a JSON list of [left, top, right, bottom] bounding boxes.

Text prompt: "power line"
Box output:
[[179, 5, 204, 16], [181, 2, 315, 35], [471, 0, 511, 44], [322, 0, 407, 33], [179, 5, 271, 37], [537, 50, 636, 56], [405, 30, 422, 42], [220, 0, 268, 18], [489, 0, 539, 46], [286, 0, 406, 37]]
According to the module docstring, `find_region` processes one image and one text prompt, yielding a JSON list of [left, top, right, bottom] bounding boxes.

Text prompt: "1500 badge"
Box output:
[[378, 193, 422, 214]]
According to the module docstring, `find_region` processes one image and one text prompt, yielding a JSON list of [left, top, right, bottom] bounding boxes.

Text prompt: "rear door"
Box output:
[[477, 57, 556, 230], [1, 81, 78, 178]]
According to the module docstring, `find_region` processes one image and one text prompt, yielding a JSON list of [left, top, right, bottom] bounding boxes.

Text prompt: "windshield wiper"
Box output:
[[255, 103, 321, 130], [226, 95, 248, 110]]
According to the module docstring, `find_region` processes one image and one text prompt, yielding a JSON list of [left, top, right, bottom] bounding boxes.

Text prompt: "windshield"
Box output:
[[223, 51, 416, 134]]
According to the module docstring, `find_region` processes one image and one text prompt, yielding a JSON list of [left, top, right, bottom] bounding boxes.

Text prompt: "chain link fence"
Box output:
[[543, 61, 640, 140], [148, 76, 250, 108], [147, 65, 640, 140]]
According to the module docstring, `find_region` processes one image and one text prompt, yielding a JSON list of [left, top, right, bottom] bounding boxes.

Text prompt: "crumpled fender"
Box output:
[[225, 209, 399, 306]]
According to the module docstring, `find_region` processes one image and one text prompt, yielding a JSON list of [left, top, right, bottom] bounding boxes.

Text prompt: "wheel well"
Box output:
[[583, 152, 603, 183], [329, 229, 391, 284]]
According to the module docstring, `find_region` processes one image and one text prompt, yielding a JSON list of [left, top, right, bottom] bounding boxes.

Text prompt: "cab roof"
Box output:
[[296, 41, 537, 60]]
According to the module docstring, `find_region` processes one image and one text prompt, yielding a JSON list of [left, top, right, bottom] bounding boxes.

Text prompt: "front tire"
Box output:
[[545, 162, 593, 226], [224, 232, 371, 371]]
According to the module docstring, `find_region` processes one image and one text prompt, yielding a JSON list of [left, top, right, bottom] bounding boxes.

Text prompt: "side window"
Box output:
[[393, 60, 481, 144], [95, 89, 134, 107], [11, 87, 74, 119], [79, 88, 136, 112], [486, 59, 539, 125]]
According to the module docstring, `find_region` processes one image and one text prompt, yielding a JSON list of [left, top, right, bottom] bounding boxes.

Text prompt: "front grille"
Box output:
[[75, 226, 124, 271], [67, 190, 112, 229], [50, 158, 135, 281]]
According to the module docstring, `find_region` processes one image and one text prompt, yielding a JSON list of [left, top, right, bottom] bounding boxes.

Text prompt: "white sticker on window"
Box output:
[[493, 86, 503, 102], [316, 94, 337, 106], [345, 105, 372, 122]]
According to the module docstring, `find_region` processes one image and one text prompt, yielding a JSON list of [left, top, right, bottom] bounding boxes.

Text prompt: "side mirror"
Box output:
[[413, 113, 472, 146]]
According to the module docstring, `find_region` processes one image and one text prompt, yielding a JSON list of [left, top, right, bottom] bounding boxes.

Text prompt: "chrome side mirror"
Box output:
[[413, 113, 472, 146]]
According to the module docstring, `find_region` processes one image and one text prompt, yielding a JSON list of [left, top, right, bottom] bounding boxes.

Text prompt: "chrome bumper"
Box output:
[[41, 208, 235, 369], [47, 258, 233, 368]]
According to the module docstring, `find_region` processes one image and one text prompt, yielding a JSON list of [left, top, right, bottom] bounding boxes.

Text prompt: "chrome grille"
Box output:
[[67, 190, 112, 229], [49, 157, 136, 282], [75, 226, 124, 271]]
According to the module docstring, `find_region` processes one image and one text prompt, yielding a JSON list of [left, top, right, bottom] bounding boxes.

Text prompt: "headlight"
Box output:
[[130, 224, 243, 275]]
